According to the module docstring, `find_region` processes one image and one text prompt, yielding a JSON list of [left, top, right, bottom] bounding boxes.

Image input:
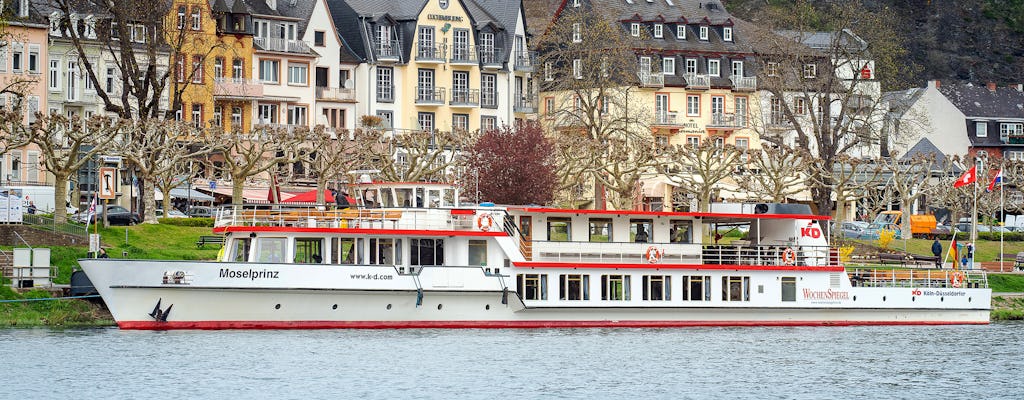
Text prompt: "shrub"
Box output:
[[839, 245, 855, 264], [876, 229, 896, 250], [159, 217, 214, 227]]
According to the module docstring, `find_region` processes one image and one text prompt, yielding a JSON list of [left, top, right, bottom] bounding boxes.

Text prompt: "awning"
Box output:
[[283, 189, 334, 203], [153, 187, 215, 202], [199, 186, 293, 203]]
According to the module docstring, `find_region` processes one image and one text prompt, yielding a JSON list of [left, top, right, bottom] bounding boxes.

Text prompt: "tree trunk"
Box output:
[[160, 189, 174, 223], [232, 175, 245, 206], [52, 172, 71, 224], [316, 177, 327, 206], [141, 180, 159, 224]]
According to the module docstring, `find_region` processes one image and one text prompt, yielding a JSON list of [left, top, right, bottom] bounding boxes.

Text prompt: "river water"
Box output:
[[2, 322, 1022, 399]]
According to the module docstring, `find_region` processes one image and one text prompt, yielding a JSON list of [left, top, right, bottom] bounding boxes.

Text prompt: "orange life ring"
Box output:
[[950, 271, 964, 288], [476, 213, 495, 231], [781, 247, 797, 265], [645, 246, 662, 264]]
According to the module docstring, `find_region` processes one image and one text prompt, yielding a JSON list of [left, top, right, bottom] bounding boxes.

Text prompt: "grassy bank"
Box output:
[[0, 287, 113, 327], [849, 237, 1024, 262], [992, 296, 1024, 320]]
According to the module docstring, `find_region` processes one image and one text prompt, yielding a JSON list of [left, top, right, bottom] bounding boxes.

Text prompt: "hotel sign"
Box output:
[[428, 14, 463, 22], [680, 121, 702, 135]]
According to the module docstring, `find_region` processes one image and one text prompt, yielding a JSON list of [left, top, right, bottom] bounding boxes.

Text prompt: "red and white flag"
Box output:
[[953, 166, 976, 188]]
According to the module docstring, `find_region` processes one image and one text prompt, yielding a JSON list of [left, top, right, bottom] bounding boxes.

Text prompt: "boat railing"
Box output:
[[847, 268, 988, 289], [530, 242, 839, 266], [214, 205, 513, 233]]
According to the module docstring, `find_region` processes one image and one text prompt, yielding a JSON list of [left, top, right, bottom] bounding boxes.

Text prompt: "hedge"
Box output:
[[159, 217, 214, 227]]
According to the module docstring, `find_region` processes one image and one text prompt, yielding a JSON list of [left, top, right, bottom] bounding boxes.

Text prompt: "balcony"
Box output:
[[214, 78, 264, 99], [373, 39, 402, 63], [708, 112, 745, 129], [514, 51, 536, 72], [685, 73, 710, 89], [254, 37, 311, 54], [481, 90, 498, 109], [376, 84, 394, 103], [450, 88, 480, 107], [730, 75, 757, 91], [768, 113, 794, 129], [416, 43, 447, 63], [652, 112, 682, 127], [449, 45, 476, 64], [416, 86, 446, 105], [316, 86, 355, 102], [514, 94, 537, 113], [479, 47, 502, 69], [637, 71, 664, 88]]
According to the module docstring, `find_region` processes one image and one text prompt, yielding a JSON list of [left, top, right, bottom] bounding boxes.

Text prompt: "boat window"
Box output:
[[681, 275, 711, 301], [426, 189, 441, 207], [230, 238, 251, 262], [722, 276, 751, 301], [395, 188, 413, 207], [559, 274, 589, 300], [643, 275, 671, 301], [414, 188, 425, 207], [442, 188, 456, 207], [254, 237, 287, 263], [630, 219, 653, 243], [601, 274, 630, 300], [781, 276, 796, 302], [362, 189, 378, 208], [369, 238, 399, 265], [468, 239, 487, 266], [379, 188, 395, 207], [588, 218, 612, 242], [355, 238, 365, 263], [670, 220, 692, 244], [411, 238, 444, 266], [336, 238, 356, 264], [294, 238, 324, 264], [517, 274, 548, 300], [548, 218, 571, 241]]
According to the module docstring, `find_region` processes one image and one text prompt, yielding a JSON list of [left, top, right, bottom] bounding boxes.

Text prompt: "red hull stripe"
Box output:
[[214, 226, 505, 237], [118, 319, 987, 330], [512, 262, 845, 272], [505, 207, 831, 221]]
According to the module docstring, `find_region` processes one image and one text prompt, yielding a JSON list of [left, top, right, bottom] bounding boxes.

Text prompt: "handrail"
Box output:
[[847, 268, 988, 289], [214, 205, 511, 234]]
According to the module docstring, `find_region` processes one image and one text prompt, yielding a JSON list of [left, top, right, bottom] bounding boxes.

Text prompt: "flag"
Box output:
[[84, 195, 97, 231], [987, 169, 1004, 192], [949, 237, 959, 269], [953, 166, 977, 188]]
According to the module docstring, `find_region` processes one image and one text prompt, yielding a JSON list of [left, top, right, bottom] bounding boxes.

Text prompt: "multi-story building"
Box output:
[[327, 0, 531, 133], [0, 1, 50, 187]]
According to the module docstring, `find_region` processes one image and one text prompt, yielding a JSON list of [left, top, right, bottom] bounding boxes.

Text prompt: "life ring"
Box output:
[[645, 246, 662, 264], [781, 247, 797, 265], [476, 213, 495, 231], [950, 271, 964, 288]]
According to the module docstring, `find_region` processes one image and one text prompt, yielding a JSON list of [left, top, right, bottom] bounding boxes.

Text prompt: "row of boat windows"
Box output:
[[515, 274, 784, 302], [543, 219, 693, 243], [230, 237, 487, 266]]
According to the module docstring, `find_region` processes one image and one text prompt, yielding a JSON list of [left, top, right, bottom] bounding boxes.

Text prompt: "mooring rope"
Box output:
[[0, 295, 101, 303]]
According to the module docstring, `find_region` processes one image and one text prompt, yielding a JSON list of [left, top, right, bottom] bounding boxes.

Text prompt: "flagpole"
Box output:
[[1001, 173, 1005, 272], [973, 158, 980, 245]]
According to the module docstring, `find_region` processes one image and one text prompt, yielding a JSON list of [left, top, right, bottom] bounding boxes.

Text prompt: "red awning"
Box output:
[[283, 189, 334, 203]]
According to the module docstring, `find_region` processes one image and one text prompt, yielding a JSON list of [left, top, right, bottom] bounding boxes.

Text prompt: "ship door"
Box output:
[[519, 216, 533, 261]]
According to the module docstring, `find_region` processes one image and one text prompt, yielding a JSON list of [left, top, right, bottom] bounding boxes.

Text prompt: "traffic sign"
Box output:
[[98, 167, 116, 199]]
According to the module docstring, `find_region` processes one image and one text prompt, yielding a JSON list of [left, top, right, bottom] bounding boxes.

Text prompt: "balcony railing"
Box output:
[[450, 88, 480, 107], [685, 73, 710, 89], [416, 43, 447, 62], [377, 84, 394, 102], [653, 112, 681, 126], [709, 112, 745, 129], [514, 51, 536, 72], [637, 71, 664, 88], [214, 77, 264, 99], [254, 37, 311, 54], [450, 45, 476, 64], [316, 86, 355, 102], [514, 94, 537, 113], [730, 75, 757, 91], [416, 86, 446, 105], [769, 113, 793, 128], [479, 47, 502, 69], [481, 90, 498, 108], [373, 39, 402, 62]]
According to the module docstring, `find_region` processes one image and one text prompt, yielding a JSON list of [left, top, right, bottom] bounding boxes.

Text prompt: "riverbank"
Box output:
[[0, 287, 113, 327]]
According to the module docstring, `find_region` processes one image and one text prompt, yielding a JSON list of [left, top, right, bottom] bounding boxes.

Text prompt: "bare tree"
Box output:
[[736, 145, 810, 203], [204, 126, 304, 205], [879, 153, 939, 237], [536, 5, 655, 209], [6, 113, 122, 222], [117, 119, 216, 223], [299, 128, 364, 205], [657, 141, 743, 212], [810, 155, 882, 224], [356, 128, 477, 183], [857, 184, 897, 222]]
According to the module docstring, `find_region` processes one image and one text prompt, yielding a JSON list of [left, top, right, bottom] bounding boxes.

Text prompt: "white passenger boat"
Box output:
[[80, 182, 991, 329]]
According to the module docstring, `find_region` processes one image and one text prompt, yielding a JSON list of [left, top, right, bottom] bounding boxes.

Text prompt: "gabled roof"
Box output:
[[271, 0, 318, 37], [522, 0, 559, 37], [937, 82, 1024, 119], [901, 138, 959, 172], [775, 29, 868, 52]]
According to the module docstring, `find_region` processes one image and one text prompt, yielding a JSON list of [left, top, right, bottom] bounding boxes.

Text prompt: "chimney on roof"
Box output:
[[928, 79, 940, 89], [987, 82, 997, 92]]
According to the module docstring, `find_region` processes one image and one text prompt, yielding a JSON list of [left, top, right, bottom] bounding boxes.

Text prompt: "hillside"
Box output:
[[724, 0, 1024, 87]]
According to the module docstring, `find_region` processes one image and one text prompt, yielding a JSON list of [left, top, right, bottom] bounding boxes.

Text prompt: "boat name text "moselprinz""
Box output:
[[802, 288, 850, 300], [219, 268, 280, 280]]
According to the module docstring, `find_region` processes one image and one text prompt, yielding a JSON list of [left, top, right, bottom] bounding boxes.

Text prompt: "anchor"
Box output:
[[415, 288, 424, 307], [501, 287, 508, 305], [148, 298, 173, 322]]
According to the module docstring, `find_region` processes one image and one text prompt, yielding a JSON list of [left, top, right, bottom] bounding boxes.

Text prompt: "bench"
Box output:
[[877, 252, 906, 266], [1016, 252, 1024, 271], [909, 254, 941, 267], [196, 235, 225, 248]]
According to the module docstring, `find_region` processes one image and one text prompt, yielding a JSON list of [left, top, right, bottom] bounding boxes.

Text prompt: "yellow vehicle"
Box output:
[[874, 211, 938, 238]]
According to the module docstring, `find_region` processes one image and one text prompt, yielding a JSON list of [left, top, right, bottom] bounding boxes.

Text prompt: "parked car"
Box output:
[[187, 206, 217, 218], [840, 221, 870, 239], [74, 205, 141, 225], [862, 222, 903, 240], [156, 209, 188, 218]]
